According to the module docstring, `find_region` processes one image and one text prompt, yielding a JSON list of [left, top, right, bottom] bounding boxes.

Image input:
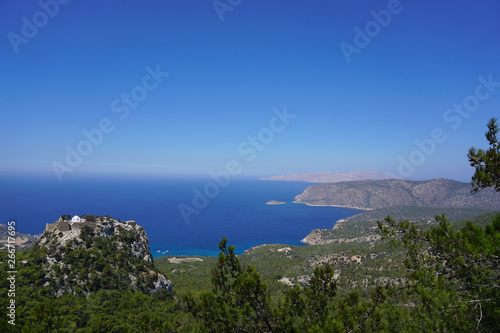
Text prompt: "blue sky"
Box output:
[[1, 0, 499, 182]]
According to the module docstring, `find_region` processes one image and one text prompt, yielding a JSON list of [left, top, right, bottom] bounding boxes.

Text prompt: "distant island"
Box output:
[[266, 200, 286, 205], [260, 171, 395, 183]]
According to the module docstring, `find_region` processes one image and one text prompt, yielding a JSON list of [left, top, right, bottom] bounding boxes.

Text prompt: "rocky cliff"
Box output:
[[34, 216, 171, 296]]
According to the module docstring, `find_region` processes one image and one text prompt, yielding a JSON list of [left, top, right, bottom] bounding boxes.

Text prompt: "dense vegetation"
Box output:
[[377, 214, 500, 331], [341, 206, 496, 227], [42, 223, 167, 295], [303, 207, 500, 245], [2, 211, 499, 331]]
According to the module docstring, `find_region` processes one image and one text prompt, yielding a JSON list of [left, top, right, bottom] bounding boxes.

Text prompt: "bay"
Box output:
[[0, 175, 363, 257]]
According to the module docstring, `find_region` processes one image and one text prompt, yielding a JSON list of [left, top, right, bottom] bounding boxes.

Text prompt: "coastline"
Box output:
[[151, 202, 367, 257], [292, 200, 373, 211], [333, 218, 346, 230]]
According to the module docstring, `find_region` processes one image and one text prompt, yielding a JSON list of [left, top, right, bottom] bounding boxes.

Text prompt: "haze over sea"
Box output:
[[0, 176, 362, 257]]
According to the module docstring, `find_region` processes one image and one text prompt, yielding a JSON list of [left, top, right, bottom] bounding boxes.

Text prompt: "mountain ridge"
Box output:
[[295, 178, 500, 210]]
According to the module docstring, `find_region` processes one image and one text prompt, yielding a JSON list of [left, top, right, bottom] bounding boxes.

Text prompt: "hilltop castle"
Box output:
[[38, 215, 171, 296], [45, 215, 136, 233]]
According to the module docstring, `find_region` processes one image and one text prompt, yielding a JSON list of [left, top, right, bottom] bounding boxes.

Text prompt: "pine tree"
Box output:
[[468, 117, 500, 192], [186, 238, 275, 332]]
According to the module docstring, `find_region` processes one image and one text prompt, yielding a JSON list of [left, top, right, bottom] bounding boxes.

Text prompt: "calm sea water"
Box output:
[[0, 175, 363, 257]]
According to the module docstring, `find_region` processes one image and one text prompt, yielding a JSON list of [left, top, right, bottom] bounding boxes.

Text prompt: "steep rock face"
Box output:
[[295, 178, 500, 210], [37, 217, 172, 296], [41, 218, 153, 262]]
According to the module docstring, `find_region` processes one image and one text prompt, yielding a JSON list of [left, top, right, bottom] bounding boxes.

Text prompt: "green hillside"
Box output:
[[2, 209, 499, 331]]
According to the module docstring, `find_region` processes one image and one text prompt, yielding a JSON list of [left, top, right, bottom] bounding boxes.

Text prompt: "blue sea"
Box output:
[[0, 175, 363, 257]]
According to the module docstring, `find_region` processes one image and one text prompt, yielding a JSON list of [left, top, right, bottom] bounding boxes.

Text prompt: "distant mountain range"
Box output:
[[260, 171, 394, 183], [295, 178, 500, 210]]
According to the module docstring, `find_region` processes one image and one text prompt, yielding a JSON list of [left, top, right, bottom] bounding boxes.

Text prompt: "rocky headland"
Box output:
[[295, 178, 500, 210], [32, 215, 172, 296], [297, 178, 500, 245]]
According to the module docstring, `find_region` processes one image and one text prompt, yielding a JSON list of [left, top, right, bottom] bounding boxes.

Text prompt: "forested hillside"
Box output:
[[2, 212, 499, 332]]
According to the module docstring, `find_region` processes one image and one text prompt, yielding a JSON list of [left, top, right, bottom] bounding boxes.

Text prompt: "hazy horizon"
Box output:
[[0, 169, 475, 184], [2, 1, 499, 183]]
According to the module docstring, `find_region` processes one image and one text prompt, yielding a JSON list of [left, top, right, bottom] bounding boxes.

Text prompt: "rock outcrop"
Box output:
[[36, 215, 171, 296]]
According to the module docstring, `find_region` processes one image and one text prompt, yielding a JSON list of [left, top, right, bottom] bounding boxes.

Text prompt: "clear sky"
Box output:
[[1, 0, 499, 182]]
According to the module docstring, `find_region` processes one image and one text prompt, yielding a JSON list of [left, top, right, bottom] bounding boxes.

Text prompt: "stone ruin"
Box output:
[[44, 216, 138, 234]]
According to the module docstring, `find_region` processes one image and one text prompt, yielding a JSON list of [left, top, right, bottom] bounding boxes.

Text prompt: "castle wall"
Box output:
[[71, 221, 98, 231], [58, 221, 71, 232], [45, 222, 58, 233]]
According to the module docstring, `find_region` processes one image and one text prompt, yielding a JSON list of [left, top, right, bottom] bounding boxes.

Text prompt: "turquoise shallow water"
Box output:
[[0, 175, 363, 256]]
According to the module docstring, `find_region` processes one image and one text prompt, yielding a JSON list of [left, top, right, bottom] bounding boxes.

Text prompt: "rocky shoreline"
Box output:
[[293, 201, 373, 211], [301, 229, 380, 245]]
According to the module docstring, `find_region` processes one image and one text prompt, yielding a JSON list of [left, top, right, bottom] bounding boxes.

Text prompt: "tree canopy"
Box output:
[[468, 117, 500, 192]]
